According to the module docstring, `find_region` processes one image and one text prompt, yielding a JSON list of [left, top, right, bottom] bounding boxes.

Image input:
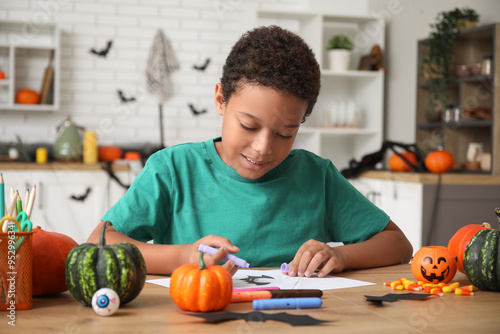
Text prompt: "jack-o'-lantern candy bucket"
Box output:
[[411, 246, 457, 284]]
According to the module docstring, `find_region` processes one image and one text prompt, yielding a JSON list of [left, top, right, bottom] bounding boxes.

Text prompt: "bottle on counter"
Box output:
[[83, 130, 98, 164]]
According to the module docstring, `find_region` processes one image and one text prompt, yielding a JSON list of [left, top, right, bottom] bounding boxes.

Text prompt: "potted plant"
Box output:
[[423, 7, 480, 121], [327, 34, 353, 71], [457, 7, 480, 30]]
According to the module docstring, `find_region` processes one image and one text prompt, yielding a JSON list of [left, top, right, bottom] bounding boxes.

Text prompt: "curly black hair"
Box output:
[[220, 25, 321, 123]]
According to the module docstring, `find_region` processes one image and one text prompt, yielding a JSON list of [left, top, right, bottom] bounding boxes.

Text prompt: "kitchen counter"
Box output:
[[360, 170, 500, 185], [0, 161, 130, 171]]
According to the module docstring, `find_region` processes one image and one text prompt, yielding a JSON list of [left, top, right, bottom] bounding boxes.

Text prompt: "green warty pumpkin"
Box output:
[[463, 208, 500, 292], [65, 221, 147, 306]]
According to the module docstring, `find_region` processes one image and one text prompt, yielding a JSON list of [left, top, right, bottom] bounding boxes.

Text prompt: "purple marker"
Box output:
[[198, 244, 253, 268], [253, 297, 323, 310], [281, 262, 290, 273]]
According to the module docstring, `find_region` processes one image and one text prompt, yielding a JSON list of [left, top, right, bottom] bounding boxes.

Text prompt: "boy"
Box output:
[[88, 26, 412, 277]]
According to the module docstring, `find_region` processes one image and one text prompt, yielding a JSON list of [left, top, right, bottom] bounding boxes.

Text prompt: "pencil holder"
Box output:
[[0, 219, 34, 311]]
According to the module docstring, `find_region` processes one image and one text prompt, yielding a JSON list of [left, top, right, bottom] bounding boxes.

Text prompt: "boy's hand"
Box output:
[[287, 239, 346, 278], [188, 235, 240, 276]]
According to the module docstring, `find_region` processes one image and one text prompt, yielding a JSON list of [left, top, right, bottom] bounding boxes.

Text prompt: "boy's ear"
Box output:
[[214, 83, 225, 116]]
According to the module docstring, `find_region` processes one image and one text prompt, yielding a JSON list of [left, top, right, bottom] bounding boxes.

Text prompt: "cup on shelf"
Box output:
[[466, 142, 484, 164], [469, 63, 482, 76], [478, 153, 491, 171], [456, 64, 469, 77], [346, 100, 356, 128]]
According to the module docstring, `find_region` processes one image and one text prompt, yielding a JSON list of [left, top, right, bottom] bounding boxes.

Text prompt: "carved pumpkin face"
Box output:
[[411, 246, 457, 284]]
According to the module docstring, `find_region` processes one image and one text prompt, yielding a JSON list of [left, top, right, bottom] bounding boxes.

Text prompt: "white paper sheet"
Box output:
[[146, 269, 375, 291]]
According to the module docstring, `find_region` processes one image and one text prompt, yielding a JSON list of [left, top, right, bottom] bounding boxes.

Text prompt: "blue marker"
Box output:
[[253, 297, 323, 310], [198, 244, 253, 268]]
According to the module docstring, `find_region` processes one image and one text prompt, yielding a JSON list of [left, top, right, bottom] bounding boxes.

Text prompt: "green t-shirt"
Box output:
[[102, 137, 389, 267]]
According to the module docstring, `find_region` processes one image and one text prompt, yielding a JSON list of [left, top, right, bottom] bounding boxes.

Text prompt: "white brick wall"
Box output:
[[0, 0, 367, 148]]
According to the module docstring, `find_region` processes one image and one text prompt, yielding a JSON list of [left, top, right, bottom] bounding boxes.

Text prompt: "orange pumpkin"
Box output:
[[388, 151, 418, 172], [448, 222, 492, 273], [32, 227, 78, 296], [169, 252, 232, 312], [425, 150, 454, 173], [0, 71, 5, 79], [411, 246, 457, 284], [16, 89, 40, 104], [98, 146, 123, 162]]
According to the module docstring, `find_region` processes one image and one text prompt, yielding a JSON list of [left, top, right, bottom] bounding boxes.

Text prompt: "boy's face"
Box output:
[[214, 83, 307, 180]]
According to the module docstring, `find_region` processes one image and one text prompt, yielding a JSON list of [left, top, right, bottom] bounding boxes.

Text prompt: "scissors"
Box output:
[[14, 211, 33, 232]]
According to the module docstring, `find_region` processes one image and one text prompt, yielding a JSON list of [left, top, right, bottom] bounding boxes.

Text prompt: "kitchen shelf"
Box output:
[[415, 23, 499, 175], [417, 120, 493, 128], [300, 127, 378, 135], [321, 70, 381, 78], [0, 20, 60, 112]]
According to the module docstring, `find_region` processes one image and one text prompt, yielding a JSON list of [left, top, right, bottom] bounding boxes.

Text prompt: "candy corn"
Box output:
[[383, 278, 475, 297]]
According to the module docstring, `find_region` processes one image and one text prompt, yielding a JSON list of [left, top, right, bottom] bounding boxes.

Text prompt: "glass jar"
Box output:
[[481, 55, 492, 75], [442, 104, 461, 123]]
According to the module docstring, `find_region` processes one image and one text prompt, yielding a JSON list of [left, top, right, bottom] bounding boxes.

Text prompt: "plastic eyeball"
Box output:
[[92, 288, 120, 316]]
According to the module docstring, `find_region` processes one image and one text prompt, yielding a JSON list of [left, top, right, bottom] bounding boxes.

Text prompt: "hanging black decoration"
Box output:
[[188, 103, 207, 116], [117, 90, 136, 103], [193, 58, 211, 71], [90, 40, 113, 57], [70, 188, 91, 202]]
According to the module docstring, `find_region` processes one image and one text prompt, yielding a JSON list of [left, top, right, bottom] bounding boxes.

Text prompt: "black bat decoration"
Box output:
[[70, 187, 91, 202], [90, 40, 113, 57], [240, 275, 274, 286], [364, 293, 431, 303], [117, 90, 136, 103], [193, 58, 211, 71], [188, 103, 207, 116], [185, 311, 331, 327]]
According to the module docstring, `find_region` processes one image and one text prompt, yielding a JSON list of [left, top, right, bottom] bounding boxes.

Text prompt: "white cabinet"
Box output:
[[0, 20, 60, 111], [350, 177, 423, 254], [351, 174, 500, 256], [1, 169, 131, 244], [243, 10, 385, 170]]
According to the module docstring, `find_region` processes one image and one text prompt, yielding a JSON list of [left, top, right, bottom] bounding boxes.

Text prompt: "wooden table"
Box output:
[[5, 264, 500, 333]]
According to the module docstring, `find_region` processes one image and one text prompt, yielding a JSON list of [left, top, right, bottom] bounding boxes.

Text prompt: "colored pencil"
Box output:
[[26, 184, 36, 219], [7, 193, 17, 217], [0, 172, 4, 218], [24, 189, 30, 213], [10, 186, 15, 206]]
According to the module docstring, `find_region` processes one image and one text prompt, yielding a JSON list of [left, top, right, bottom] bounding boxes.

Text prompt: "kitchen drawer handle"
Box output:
[[38, 182, 43, 210], [365, 191, 381, 203]]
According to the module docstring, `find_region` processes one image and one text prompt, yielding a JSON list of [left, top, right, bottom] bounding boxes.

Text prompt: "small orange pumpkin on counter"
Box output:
[[170, 252, 233, 312], [388, 151, 418, 172], [425, 149, 454, 173], [411, 246, 457, 284], [16, 89, 40, 104]]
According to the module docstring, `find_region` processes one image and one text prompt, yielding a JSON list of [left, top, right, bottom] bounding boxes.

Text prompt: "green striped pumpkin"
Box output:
[[463, 208, 500, 292], [65, 221, 147, 306]]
